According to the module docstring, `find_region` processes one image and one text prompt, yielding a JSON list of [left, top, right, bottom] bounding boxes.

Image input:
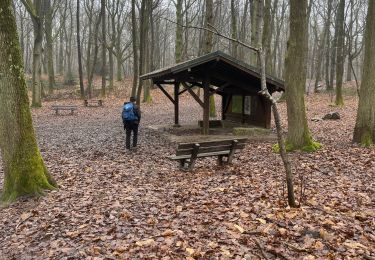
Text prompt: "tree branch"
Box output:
[[20, 0, 38, 20], [161, 17, 259, 53]]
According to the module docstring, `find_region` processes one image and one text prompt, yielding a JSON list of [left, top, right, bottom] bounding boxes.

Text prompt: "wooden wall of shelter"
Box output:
[[140, 51, 284, 134]]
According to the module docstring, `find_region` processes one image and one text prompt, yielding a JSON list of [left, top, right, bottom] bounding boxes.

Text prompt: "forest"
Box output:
[[0, 0, 374, 259]]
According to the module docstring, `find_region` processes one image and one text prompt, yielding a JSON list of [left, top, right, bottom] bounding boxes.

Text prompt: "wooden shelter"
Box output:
[[140, 51, 285, 135]]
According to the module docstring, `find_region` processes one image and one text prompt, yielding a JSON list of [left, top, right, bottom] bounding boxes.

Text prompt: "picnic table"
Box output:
[[84, 99, 103, 107], [51, 105, 78, 115]]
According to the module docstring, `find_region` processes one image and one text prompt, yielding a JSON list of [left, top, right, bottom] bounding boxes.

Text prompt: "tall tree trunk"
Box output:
[[238, 0, 249, 59], [22, 0, 46, 107], [335, 0, 345, 106], [131, 0, 138, 97], [0, 0, 56, 204], [317, 0, 333, 92], [230, 0, 238, 58], [175, 0, 183, 63], [325, 0, 332, 90], [76, 0, 85, 99], [142, 0, 152, 103], [353, 1, 375, 146], [88, 13, 102, 98], [250, 0, 261, 66], [101, 0, 107, 97], [203, 0, 216, 118], [45, 0, 55, 94], [285, 0, 317, 150], [329, 2, 340, 91], [262, 0, 272, 73], [58, 4, 67, 76], [64, 4, 74, 85], [136, 0, 146, 104], [31, 19, 43, 107]]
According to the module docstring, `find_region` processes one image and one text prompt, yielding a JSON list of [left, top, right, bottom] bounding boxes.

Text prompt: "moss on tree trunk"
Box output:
[[353, 1, 375, 147], [284, 0, 318, 151], [0, 0, 56, 204]]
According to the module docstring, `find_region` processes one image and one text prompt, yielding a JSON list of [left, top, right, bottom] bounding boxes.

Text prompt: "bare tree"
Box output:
[[77, 0, 85, 98]]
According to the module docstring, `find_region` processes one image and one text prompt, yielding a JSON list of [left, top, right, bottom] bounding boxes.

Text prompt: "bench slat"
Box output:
[[177, 138, 247, 149], [169, 150, 233, 160], [175, 143, 245, 156], [51, 105, 77, 109]]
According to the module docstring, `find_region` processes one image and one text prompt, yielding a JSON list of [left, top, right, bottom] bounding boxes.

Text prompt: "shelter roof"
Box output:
[[140, 51, 284, 95]]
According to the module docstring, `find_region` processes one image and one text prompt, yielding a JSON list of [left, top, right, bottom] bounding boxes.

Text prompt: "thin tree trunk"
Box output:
[[230, 0, 238, 58], [257, 1, 297, 208], [203, 0, 216, 118], [45, 0, 55, 94], [335, 0, 345, 106], [77, 0, 85, 99], [101, 0, 106, 97], [175, 0, 183, 63]]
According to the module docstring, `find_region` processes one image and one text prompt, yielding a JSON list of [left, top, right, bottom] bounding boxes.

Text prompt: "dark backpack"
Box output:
[[122, 103, 138, 121]]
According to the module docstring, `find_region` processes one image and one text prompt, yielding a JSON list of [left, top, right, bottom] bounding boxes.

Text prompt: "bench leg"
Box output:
[[187, 144, 200, 171], [227, 140, 238, 164], [188, 158, 198, 171], [179, 159, 186, 170], [218, 155, 224, 166]]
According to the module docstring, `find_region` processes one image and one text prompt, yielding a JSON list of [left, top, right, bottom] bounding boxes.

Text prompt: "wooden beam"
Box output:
[[174, 83, 180, 126], [178, 82, 195, 95], [156, 83, 175, 104], [212, 82, 231, 94], [224, 95, 232, 118], [221, 95, 228, 120], [181, 82, 204, 108], [203, 77, 210, 135]]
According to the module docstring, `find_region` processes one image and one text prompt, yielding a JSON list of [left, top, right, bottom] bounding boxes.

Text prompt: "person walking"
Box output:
[[122, 97, 141, 150]]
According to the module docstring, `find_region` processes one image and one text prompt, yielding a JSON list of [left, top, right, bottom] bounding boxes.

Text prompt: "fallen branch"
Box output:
[[283, 242, 311, 253], [254, 239, 270, 260]]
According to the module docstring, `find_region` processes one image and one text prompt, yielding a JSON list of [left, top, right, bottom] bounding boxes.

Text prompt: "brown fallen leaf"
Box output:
[[186, 247, 195, 255], [233, 224, 245, 233], [343, 240, 368, 250], [162, 229, 175, 236], [256, 218, 267, 224], [135, 238, 155, 247]]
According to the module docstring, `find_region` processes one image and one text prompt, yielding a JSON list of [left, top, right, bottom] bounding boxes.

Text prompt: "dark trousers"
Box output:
[[124, 121, 139, 149]]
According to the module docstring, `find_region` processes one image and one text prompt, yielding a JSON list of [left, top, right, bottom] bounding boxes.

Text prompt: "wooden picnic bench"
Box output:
[[84, 99, 103, 107], [51, 105, 78, 115], [168, 138, 247, 171]]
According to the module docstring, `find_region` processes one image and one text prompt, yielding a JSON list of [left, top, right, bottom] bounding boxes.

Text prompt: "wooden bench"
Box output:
[[168, 138, 247, 171], [51, 105, 78, 115], [84, 99, 103, 107]]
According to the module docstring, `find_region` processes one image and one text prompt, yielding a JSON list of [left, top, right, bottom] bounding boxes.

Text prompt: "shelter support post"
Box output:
[[174, 82, 180, 127], [222, 95, 227, 120], [203, 77, 210, 135]]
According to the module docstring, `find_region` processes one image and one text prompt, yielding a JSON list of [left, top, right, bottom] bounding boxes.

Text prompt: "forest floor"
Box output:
[[0, 85, 374, 259]]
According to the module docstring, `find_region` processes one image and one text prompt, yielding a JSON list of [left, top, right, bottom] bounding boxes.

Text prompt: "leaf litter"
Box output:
[[0, 89, 374, 259]]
